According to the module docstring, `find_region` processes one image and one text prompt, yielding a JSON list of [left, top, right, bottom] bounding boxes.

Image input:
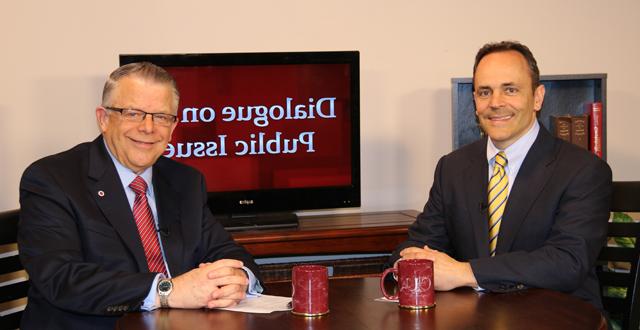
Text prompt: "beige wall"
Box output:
[[1, 0, 638, 212]]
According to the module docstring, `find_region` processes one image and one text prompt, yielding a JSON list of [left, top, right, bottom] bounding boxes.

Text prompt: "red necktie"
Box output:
[[129, 176, 167, 275]]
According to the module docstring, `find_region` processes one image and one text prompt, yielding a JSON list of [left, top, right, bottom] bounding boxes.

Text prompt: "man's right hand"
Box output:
[[399, 246, 478, 291], [165, 259, 246, 309]]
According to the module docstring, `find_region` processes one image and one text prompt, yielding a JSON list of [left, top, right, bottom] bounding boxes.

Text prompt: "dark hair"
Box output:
[[472, 41, 540, 91], [102, 62, 180, 112]]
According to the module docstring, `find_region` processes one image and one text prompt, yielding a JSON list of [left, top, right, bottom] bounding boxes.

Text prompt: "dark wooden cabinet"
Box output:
[[231, 210, 418, 282]]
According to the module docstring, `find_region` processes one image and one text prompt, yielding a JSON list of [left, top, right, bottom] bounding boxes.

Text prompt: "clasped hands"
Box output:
[[399, 245, 478, 290], [165, 259, 249, 309]]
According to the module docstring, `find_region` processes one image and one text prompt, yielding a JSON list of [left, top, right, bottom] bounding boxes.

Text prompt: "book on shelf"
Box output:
[[570, 115, 589, 150], [552, 115, 572, 142], [587, 102, 603, 158], [551, 114, 589, 151]]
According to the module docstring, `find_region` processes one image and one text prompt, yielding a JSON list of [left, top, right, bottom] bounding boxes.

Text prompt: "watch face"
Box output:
[[159, 280, 172, 293]]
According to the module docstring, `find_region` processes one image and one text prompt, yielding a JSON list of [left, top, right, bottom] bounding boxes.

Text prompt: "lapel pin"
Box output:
[[98, 190, 105, 197]]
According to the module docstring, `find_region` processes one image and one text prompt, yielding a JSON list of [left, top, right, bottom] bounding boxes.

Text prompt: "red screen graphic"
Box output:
[[163, 64, 352, 192]]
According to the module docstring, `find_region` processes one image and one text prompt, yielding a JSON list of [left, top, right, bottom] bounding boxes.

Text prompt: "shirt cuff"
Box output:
[[242, 266, 264, 296], [141, 273, 164, 311]]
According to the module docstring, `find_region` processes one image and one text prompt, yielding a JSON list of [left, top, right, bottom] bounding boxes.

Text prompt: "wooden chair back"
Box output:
[[597, 181, 640, 330], [0, 209, 27, 330]]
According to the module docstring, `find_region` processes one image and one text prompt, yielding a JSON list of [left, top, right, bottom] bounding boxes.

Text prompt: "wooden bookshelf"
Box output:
[[451, 73, 607, 159]]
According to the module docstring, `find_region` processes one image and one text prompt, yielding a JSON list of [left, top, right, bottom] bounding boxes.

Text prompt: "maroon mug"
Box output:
[[291, 265, 329, 316], [380, 259, 435, 309]]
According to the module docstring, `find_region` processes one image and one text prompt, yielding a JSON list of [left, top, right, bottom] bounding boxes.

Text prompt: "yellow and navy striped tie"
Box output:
[[488, 151, 508, 257]]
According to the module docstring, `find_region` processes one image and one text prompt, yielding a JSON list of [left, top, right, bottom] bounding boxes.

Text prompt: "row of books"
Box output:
[[551, 102, 603, 158]]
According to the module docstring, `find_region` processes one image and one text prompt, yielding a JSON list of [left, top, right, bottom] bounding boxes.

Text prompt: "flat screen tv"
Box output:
[[120, 51, 360, 229]]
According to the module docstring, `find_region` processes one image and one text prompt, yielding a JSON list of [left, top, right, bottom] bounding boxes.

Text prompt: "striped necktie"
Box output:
[[488, 151, 508, 257], [129, 176, 167, 275]]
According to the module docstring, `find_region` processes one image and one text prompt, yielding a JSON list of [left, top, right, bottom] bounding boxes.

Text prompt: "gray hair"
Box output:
[[102, 62, 180, 112]]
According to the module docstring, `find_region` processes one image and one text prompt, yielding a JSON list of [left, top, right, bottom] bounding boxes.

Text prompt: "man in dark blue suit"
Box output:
[[18, 62, 262, 329], [390, 41, 611, 309]]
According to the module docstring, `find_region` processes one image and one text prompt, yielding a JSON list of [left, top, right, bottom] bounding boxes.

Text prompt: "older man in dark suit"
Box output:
[[18, 62, 262, 329], [390, 41, 612, 309]]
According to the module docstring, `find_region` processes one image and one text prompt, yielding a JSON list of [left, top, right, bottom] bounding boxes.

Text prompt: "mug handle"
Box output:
[[380, 267, 399, 300]]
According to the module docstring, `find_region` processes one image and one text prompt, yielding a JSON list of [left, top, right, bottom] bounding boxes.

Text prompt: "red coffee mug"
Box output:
[[291, 265, 329, 316], [380, 259, 435, 309]]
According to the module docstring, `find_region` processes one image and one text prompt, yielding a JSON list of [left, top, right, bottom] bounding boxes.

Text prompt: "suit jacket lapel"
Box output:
[[87, 136, 149, 272], [498, 126, 558, 253], [463, 138, 491, 258], [153, 163, 183, 274]]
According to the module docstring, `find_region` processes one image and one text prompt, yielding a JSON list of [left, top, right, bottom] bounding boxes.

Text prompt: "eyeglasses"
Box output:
[[103, 106, 177, 127]]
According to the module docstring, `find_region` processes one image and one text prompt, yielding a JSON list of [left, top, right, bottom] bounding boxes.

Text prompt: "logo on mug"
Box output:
[[401, 277, 432, 295]]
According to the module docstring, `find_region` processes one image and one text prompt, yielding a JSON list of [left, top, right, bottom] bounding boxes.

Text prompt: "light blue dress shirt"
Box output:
[[103, 142, 262, 310], [486, 120, 540, 194]]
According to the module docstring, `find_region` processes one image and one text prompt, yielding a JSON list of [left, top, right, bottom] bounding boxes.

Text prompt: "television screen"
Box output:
[[120, 51, 360, 224]]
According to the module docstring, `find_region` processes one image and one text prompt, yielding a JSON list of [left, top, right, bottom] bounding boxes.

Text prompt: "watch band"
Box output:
[[157, 278, 173, 308]]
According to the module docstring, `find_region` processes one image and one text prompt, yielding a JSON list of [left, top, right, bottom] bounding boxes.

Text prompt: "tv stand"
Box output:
[[230, 210, 419, 282], [216, 212, 299, 231]]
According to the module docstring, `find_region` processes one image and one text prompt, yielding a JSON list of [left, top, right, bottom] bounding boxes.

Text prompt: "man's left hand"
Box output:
[[198, 260, 250, 308]]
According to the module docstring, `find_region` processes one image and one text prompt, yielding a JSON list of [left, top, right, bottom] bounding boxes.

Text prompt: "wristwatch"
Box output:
[[157, 278, 173, 308]]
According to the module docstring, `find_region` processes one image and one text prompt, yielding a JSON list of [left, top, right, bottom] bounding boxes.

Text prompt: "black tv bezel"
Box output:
[[119, 51, 361, 215]]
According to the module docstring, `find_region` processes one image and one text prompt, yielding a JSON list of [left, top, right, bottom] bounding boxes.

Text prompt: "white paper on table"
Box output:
[[374, 296, 399, 303], [217, 294, 292, 314]]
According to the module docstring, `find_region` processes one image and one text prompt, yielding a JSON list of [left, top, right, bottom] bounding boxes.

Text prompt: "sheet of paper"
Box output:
[[374, 296, 399, 303], [217, 294, 292, 314]]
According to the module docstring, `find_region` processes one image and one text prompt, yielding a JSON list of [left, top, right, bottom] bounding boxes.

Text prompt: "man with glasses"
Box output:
[[18, 62, 262, 329]]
